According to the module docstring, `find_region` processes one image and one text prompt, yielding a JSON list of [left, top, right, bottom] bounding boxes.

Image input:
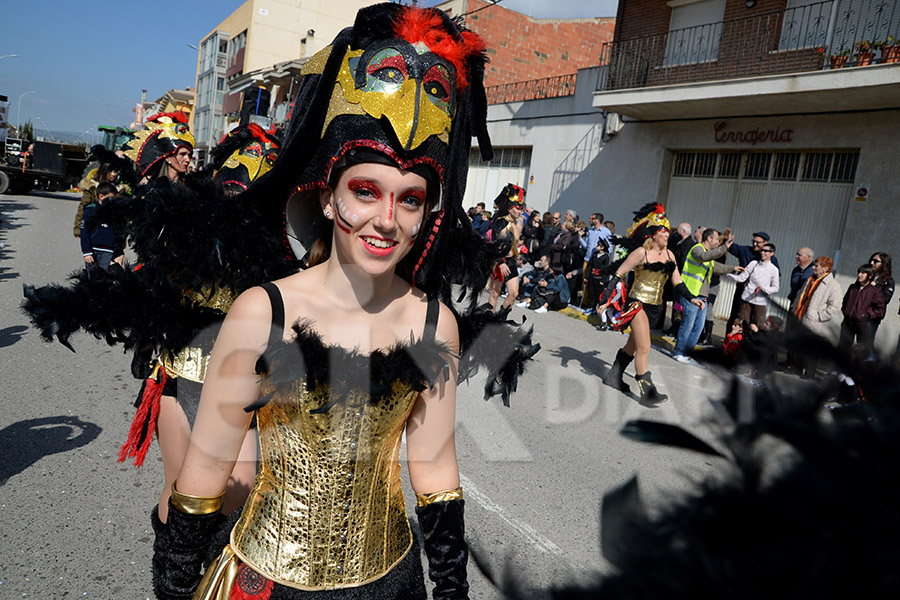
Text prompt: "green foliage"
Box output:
[[21, 119, 34, 141]]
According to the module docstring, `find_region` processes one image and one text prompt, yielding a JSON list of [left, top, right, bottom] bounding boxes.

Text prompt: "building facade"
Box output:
[[191, 0, 371, 164], [592, 0, 900, 338]]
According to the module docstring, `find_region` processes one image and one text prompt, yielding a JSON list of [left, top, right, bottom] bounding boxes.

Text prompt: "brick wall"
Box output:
[[450, 0, 615, 87]]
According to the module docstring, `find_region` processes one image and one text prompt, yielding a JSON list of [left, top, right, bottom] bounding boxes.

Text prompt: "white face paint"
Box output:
[[411, 221, 420, 236], [336, 196, 361, 225]]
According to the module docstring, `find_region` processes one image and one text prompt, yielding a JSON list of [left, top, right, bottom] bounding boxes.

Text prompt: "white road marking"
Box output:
[[459, 473, 566, 558]]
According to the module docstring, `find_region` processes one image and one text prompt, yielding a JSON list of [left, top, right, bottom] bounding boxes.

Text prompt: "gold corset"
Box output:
[[230, 379, 419, 590], [629, 263, 670, 305], [161, 286, 237, 382]]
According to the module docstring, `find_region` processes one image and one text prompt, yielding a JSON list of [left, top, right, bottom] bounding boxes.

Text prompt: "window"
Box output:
[[831, 151, 859, 182], [830, 0, 900, 55], [718, 153, 741, 178], [672, 151, 717, 177], [744, 153, 771, 180], [664, 0, 726, 66], [778, 0, 834, 50], [772, 152, 800, 180], [672, 150, 859, 183]]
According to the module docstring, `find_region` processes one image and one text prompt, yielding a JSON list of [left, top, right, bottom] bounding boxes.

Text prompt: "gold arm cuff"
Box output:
[[416, 487, 463, 507], [171, 481, 225, 515]]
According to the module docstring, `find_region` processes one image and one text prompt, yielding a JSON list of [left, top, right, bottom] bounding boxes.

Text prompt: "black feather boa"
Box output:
[[488, 321, 900, 599], [22, 171, 297, 364]]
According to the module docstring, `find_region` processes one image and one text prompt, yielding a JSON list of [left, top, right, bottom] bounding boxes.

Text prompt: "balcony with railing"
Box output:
[[600, 1, 899, 91], [593, 1, 900, 120]]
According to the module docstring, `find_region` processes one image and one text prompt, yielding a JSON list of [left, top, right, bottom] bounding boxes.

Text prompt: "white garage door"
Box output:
[[665, 149, 858, 318], [463, 147, 532, 211]]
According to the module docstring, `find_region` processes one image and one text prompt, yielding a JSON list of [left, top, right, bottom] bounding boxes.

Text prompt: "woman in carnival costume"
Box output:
[[23, 121, 288, 525], [488, 183, 526, 312], [152, 4, 537, 599], [597, 203, 703, 404], [125, 112, 196, 184]]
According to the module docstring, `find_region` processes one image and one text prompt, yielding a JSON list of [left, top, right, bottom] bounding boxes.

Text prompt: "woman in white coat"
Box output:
[[794, 256, 842, 375]]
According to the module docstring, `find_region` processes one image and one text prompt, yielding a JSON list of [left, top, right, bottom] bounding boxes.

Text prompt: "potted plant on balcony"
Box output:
[[828, 48, 850, 69], [875, 35, 900, 63], [855, 40, 875, 66]]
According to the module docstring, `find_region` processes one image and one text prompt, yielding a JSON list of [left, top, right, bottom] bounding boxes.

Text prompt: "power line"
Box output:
[[460, 0, 505, 18]]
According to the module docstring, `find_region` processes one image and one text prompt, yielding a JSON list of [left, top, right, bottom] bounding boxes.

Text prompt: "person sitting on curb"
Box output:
[[523, 263, 570, 313]]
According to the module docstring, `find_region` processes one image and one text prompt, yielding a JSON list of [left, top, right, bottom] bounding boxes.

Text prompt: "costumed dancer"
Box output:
[[23, 121, 288, 525], [597, 203, 703, 404], [487, 183, 525, 311], [152, 5, 537, 599], [126, 112, 195, 185]]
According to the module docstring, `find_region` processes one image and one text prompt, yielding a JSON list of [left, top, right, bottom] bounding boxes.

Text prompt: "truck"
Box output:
[[1, 137, 88, 194]]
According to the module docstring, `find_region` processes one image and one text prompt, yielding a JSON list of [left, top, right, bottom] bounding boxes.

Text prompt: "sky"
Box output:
[[0, 0, 617, 142]]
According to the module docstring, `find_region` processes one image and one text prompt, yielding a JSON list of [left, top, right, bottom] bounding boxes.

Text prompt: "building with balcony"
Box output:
[[425, 0, 615, 210], [590, 0, 900, 336], [191, 0, 371, 164]]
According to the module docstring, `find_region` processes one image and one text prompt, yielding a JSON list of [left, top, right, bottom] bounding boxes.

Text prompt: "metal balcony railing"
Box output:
[[598, 0, 900, 92], [485, 72, 577, 104]]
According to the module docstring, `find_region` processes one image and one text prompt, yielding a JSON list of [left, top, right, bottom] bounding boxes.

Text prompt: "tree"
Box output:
[[21, 119, 34, 141]]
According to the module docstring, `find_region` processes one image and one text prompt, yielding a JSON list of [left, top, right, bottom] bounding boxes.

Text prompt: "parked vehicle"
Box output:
[[1, 137, 87, 194]]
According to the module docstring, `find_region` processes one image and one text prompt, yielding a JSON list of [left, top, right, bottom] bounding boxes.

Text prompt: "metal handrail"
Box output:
[[485, 72, 578, 104], [598, 0, 900, 92]]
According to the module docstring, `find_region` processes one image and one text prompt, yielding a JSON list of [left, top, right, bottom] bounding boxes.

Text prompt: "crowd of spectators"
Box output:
[[467, 199, 898, 375]]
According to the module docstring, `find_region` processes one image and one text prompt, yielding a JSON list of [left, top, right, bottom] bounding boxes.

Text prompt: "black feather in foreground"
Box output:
[[491, 328, 900, 599]]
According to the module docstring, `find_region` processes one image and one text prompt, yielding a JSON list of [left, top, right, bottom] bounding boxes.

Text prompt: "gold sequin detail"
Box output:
[[629, 264, 670, 305], [301, 46, 332, 76], [231, 380, 419, 589], [162, 346, 209, 383], [319, 48, 450, 148]]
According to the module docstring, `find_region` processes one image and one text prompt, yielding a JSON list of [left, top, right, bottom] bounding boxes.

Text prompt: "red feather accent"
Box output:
[[146, 111, 189, 124], [393, 7, 486, 90], [117, 366, 167, 467], [653, 203, 665, 214]]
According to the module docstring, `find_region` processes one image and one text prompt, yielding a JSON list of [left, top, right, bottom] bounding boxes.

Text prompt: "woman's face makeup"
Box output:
[[326, 162, 427, 273], [169, 147, 192, 173]]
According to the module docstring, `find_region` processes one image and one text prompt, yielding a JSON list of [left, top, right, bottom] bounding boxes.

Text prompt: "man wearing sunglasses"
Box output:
[[726, 231, 781, 331], [726, 243, 781, 327]]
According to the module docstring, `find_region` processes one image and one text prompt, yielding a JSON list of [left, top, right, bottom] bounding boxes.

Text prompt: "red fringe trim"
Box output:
[[412, 210, 443, 283], [117, 365, 167, 467], [393, 7, 486, 90]]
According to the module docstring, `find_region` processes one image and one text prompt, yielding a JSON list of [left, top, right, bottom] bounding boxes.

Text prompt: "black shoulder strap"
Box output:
[[423, 299, 440, 344], [260, 282, 285, 347]]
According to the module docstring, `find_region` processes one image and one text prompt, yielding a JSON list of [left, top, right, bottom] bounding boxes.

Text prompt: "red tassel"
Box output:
[[117, 365, 167, 467]]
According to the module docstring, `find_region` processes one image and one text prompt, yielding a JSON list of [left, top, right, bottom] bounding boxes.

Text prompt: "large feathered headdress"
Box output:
[[124, 112, 195, 177], [243, 2, 494, 302]]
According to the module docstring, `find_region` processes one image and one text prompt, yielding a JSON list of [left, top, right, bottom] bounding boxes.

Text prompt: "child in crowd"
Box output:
[[80, 182, 124, 270]]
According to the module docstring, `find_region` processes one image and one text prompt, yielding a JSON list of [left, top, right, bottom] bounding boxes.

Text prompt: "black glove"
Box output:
[[416, 497, 469, 600], [674, 282, 697, 302], [598, 274, 622, 306], [151, 501, 221, 600]]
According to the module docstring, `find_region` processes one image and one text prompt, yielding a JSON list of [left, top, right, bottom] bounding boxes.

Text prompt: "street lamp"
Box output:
[[17, 90, 36, 135], [33, 116, 54, 141]]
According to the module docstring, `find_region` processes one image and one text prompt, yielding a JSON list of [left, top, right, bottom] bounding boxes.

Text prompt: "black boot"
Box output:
[[636, 371, 667, 404], [603, 349, 633, 394], [697, 321, 713, 345]]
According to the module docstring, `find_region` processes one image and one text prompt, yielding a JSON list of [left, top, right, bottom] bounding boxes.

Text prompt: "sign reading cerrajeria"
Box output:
[[714, 121, 794, 145]]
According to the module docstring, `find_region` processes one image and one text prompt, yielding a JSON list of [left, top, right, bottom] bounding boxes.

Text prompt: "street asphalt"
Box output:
[[1, 192, 733, 599]]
